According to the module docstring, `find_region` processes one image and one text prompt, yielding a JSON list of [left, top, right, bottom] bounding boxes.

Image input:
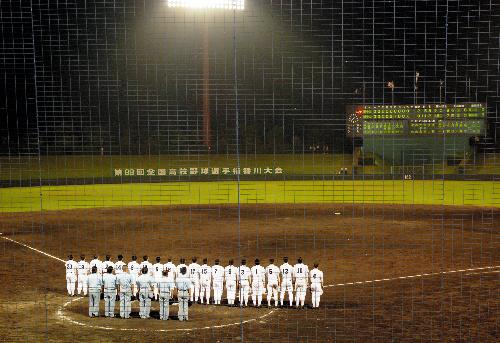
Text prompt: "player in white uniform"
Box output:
[[139, 255, 153, 277], [199, 258, 212, 304], [136, 267, 154, 318], [211, 259, 225, 305], [164, 257, 176, 280], [77, 254, 90, 296], [293, 257, 309, 308], [188, 257, 201, 302], [164, 257, 176, 299], [102, 266, 117, 317], [114, 255, 126, 275], [89, 255, 102, 275], [65, 255, 78, 296], [101, 255, 115, 275], [224, 259, 238, 306], [310, 262, 324, 308], [127, 255, 140, 296], [250, 259, 266, 307], [176, 257, 188, 276], [238, 259, 251, 307], [265, 258, 280, 306], [152, 256, 164, 300], [280, 256, 294, 307], [116, 265, 133, 318]]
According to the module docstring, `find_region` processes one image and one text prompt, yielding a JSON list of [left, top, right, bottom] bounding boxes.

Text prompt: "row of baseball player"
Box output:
[[65, 255, 325, 308]]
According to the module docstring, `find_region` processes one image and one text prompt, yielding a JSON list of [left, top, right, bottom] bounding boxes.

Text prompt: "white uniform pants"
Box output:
[[295, 281, 307, 307], [311, 283, 323, 308], [280, 279, 293, 306], [77, 274, 88, 295], [130, 274, 139, 296], [267, 280, 279, 305], [251, 282, 265, 306], [200, 280, 211, 304], [190, 280, 200, 301], [239, 281, 250, 306], [66, 274, 77, 296], [153, 277, 162, 299], [212, 281, 223, 304], [226, 282, 237, 305]]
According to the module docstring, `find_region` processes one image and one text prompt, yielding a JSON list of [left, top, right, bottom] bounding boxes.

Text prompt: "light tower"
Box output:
[[167, 0, 245, 148]]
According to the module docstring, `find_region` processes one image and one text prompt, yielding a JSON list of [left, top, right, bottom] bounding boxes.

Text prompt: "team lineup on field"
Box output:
[[65, 254, 325, 321]]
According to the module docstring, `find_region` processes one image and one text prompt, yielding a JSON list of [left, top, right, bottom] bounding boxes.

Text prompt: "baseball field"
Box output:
[[0, 170, 499, 341]]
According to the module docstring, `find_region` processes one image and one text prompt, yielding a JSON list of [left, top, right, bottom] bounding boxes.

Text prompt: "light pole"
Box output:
[[167, 0, 245, 148]]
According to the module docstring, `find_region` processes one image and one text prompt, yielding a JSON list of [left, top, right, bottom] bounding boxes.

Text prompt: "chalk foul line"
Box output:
[[0, 233, 65, 263], [323, 265, 500, 288]]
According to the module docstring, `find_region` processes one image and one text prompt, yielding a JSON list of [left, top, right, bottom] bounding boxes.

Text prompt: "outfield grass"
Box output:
[[1, 180, 498, 212]]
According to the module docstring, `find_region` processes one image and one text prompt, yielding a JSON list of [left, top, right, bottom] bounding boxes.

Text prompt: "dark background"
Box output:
[[1, 0, 499, 156]]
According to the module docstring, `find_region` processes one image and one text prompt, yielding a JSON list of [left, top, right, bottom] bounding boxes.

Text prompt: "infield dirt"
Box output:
[[0, 204, 498, 342]]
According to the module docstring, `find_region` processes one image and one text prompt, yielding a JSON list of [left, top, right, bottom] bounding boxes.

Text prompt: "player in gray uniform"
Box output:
[[102, 266, 117, 317], [116, 265, 133, 318], [158, 270, 175, 320], [136, 267, 154, 318], [86, 266, 102, 317], [176, 267, 192, 321]]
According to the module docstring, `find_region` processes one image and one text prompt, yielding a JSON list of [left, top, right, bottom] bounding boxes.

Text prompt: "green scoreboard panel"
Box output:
[[346, 103, 486, 137]]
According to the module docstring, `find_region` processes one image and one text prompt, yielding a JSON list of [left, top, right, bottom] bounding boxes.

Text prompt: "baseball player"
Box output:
[[102, 266, 117, 317], [164, 257, 176, 281], [199, 258, 212, 304], [136, 267, 154, 319], [176, 257, 187, 276], [176, 267, 192, 321], [77, 254, 90, 296], [114, 255, 126, 275], [310, 262, 324, 308], [152, 256, 164, 300], [280, 256, 294, 307], [211, 259, 225, 305], [251, 259, 266, 307], [265, 258, 280, 307], [102, 255, 115, 275], [86, 266, 102, 317], [188, 257, 201, 302], [238, 259, 251, 307], [116, 265, 133, 318], [127, 255, 140, 296], [139, 255, 153, 277], [224, 259, 238, 306], [158, 270, 175, 320], [89, 255, 102, 275], [65, 255, 78, 296], [293, 257, 309, 308]]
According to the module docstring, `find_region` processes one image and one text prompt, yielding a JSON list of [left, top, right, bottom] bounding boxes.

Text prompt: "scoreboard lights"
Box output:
[[346, 103, 485, 136]]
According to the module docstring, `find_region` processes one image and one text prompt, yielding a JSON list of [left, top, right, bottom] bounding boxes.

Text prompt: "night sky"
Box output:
[[1, 0, 499, 155]]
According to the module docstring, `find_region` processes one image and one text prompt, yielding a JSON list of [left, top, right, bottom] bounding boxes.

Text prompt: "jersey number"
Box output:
[[298, 268, 302, 273]]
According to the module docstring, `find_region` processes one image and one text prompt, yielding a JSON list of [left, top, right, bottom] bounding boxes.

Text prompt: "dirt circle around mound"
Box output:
[[57, 296, 277, 332]]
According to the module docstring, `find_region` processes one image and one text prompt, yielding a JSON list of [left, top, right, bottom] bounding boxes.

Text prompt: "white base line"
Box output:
[[0, 233, 65, 263], [323, 265, 500, 289]]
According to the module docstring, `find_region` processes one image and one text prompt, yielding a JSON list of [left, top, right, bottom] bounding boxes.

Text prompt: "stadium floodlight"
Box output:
[[167, 0, 245, 148], [167, 0, 245, 10]]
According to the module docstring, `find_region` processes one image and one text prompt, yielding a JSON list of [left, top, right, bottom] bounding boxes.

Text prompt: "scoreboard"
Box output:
[[346, 103, 486, 137]]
